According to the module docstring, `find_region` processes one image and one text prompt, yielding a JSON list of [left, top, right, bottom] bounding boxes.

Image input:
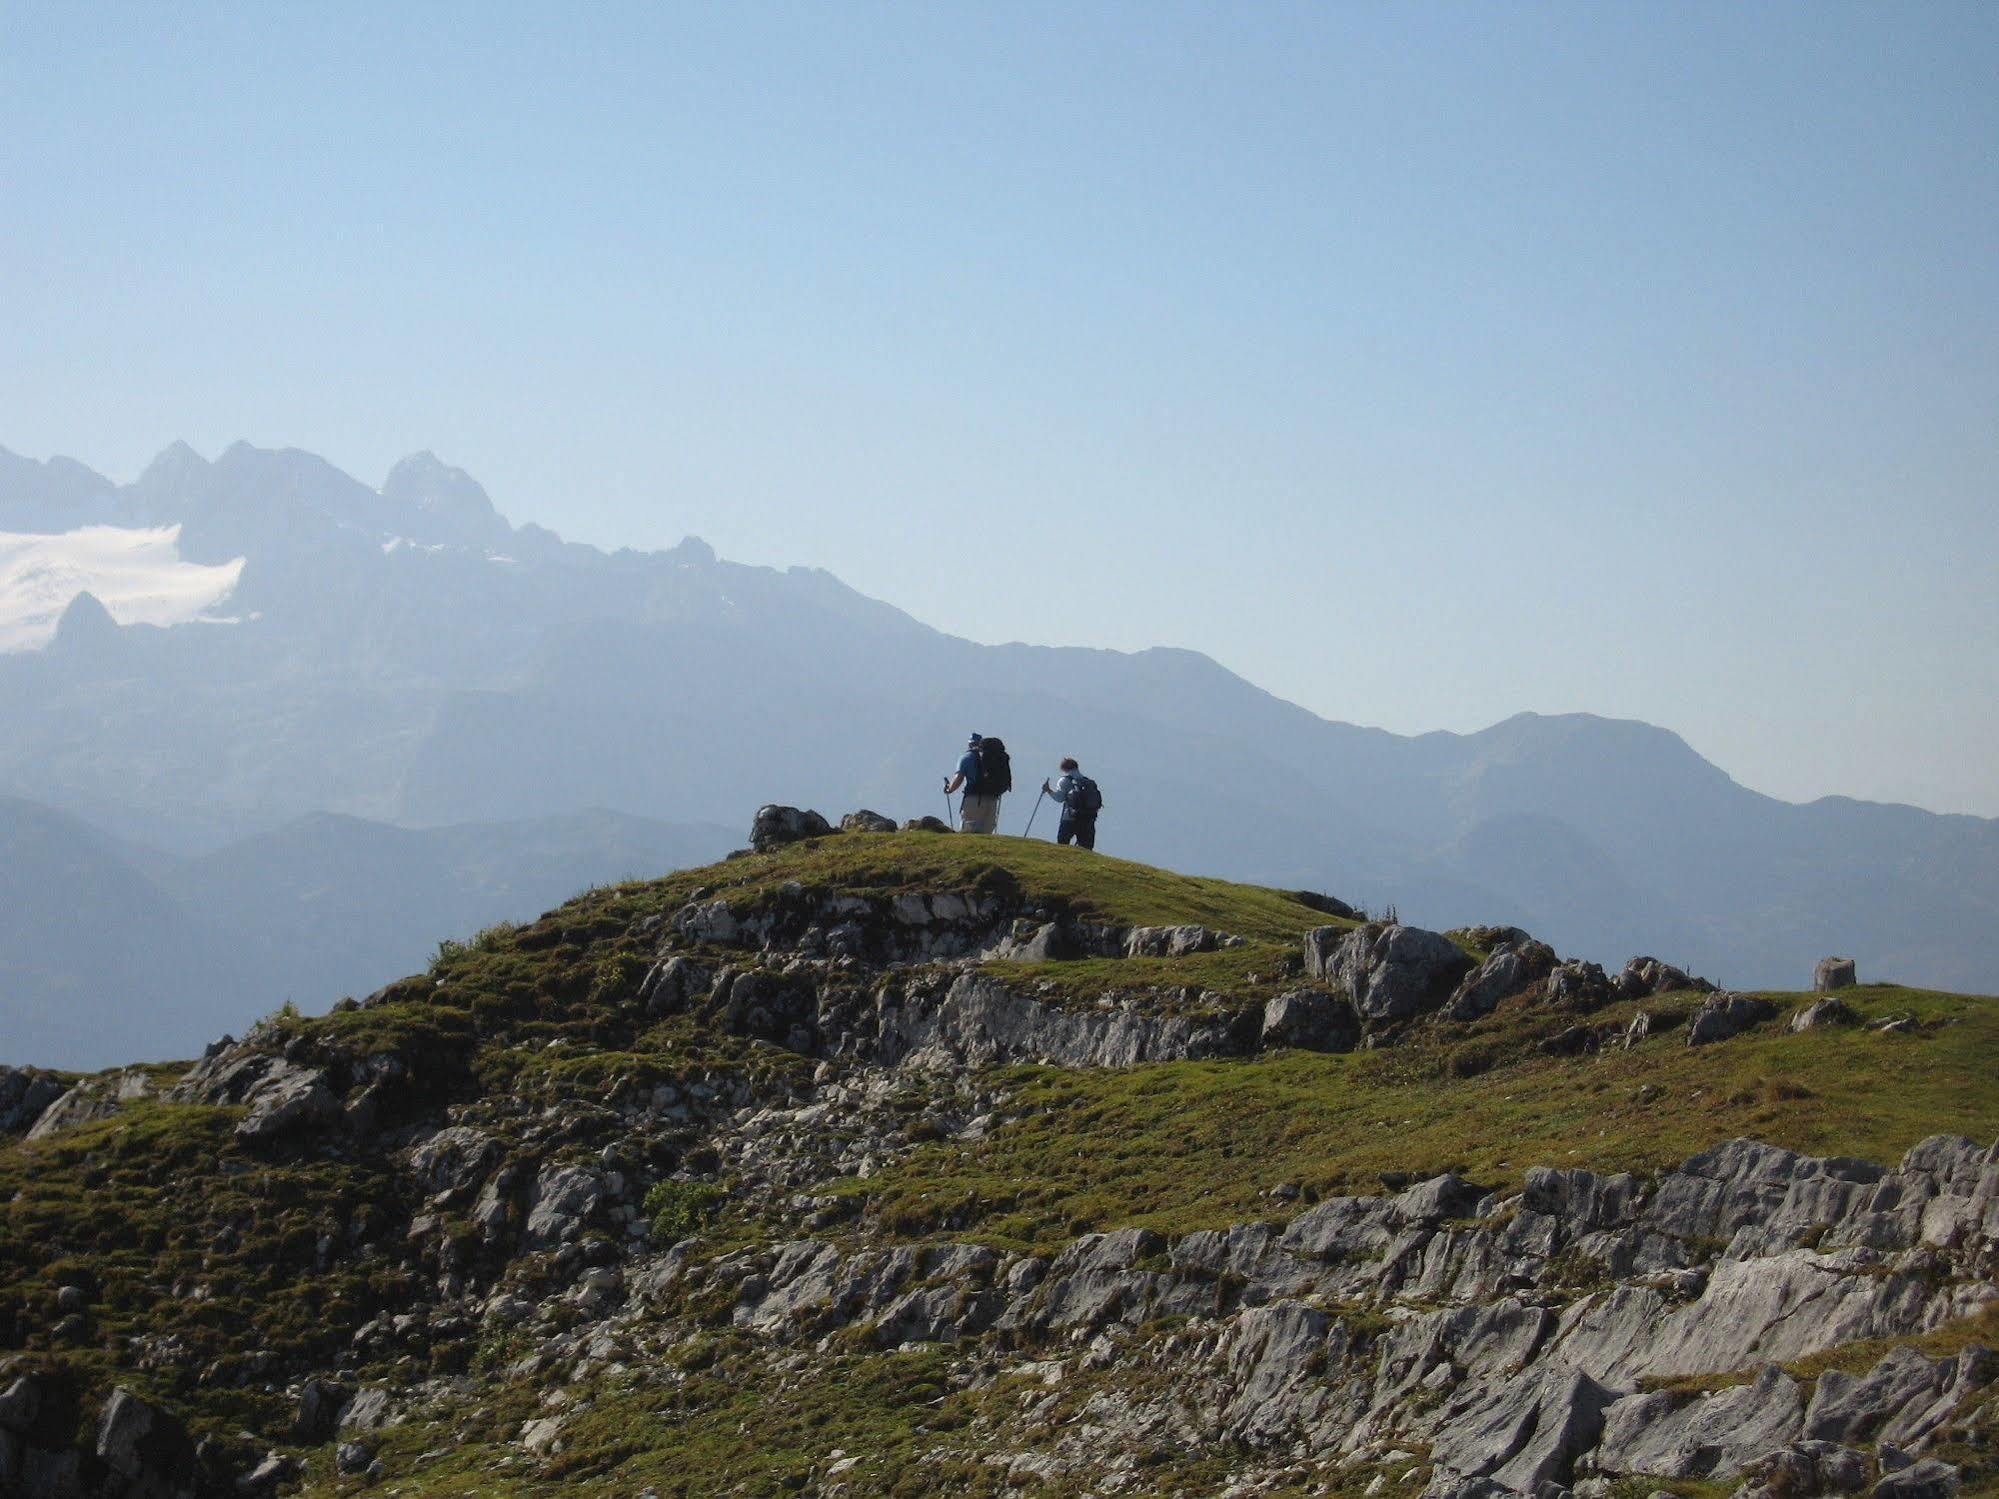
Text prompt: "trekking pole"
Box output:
[[1023, 787, 1048, 839], [943, 785, 955, 828]]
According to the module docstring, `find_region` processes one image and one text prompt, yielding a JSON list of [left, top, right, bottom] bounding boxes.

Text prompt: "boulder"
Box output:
[[1792, 997, 1860, 1032], [1546, 960, 1614, 1011], [840, 809, 896, 834], [1732, 1441, 1871, 1499], [24, 1070, 154, 1141], [639, 955, 716, 1013], [1002, 923, 1083, 963], [749, 804, 832, 853], [1260, 991, 1360, 1052], [337, 1387, 393, 1432], [524, 1164, 605, 1248], [0, 1373, 46, 1433], [1616, 956, 1711, 998], [900, 816, 951, 833], [1448, 950, 1531, 1022], [1290, 890, 1359, 921], [293, 1377, 352, 1444], [1304, 923, 1474, 1022], [673, 900, 743, 945], [1539, 1023, 1605, 1056], [1124, 924, 1235, 958], [405, 1126, 501, 1199], [1815, 957, 1859, 993], [95, 1386, 199, 1495], [0, 1067, 65, 1135], [1873, 1460, 1960, 1499], [1686, 993, 1778, 1047], [234, 1061, 342, 1144]]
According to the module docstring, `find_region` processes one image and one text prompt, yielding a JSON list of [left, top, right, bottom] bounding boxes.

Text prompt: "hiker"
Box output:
[[944, 732, 1011, 834], [1042, 757, 1103, 849]]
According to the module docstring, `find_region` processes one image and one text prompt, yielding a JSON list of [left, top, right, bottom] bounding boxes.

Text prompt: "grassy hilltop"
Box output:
[[1, 830, 1995, 1497]]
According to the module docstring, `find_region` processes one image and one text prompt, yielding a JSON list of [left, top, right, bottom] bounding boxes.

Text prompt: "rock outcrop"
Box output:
[[0, 1067, 66, 1135], [1305, 922, 1475, 1021], [1686, 991, 1778, 1046], [749, 804, 832, 852]]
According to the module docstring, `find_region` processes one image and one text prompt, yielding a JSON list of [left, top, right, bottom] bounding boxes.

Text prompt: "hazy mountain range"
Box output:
[[3, 439, 1995, 1066]]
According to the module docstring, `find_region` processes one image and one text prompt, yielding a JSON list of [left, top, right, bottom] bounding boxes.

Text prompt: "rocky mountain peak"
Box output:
[[46, 588, 127, 659], [381, 450, 511, 547], [135, 439, 210, 491]]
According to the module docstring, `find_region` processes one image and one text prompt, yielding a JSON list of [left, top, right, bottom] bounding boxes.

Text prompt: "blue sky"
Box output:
[[4, 2, 1996, 814]]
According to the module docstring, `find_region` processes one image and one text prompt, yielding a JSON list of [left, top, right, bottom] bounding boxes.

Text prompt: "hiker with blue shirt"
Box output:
[[1042, 757, 1103, 849], [944, 732, 1011, 834]]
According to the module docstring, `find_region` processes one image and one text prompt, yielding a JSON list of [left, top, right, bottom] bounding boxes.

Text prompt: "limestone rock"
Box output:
[[1546, 960, 1614, 1011], [1616, 956, 1710, 998], [1290, 890, 1359, 920], [1448, 947, 1544, 1021], [1596, 1366, 1804, 1478], [1805, 1344, 1994, 1450], [673, 900, 743, 945], [524, 1164, 606, 1248], [95, 1386, 199, 1494], [1732, 1441, 1870, 1499], [1872, 1460, 1960, 1499], [24, 1069, 154, 1141], [1815, 957, 1859, 993], [1124, 924, 1238, 958], [293, 1377, 353, 1444], [998, 922, 1083, 963], [1260, 990, 1360, 1052], [0, 1067, 65, 1135], [1687, 993, 1778, 1046], [1792, 997, 1860, 1032], [1305, 922, 1474, 1022], [840, 809, 896, 833], [749, 804, 832, 853], [1428, 1366, 1616, 1491], [234, 1060, 342, 1143]]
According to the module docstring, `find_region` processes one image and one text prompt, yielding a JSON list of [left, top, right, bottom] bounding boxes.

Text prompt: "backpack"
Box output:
[[1070, 774, 1103, 816], [975, 738, 1013, 797]]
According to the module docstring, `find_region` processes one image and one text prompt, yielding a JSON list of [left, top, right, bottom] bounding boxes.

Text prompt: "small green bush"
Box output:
[[645, 1181, 725, 1242]]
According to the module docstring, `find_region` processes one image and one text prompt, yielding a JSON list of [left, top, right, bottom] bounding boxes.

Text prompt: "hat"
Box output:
[[968, 733, 983, 746]]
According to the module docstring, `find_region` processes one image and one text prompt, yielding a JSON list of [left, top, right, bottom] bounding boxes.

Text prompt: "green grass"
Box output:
[[290, 1342, 1036, 1498], [834, 983, 1999, 1250], [692, 831, 1353, 942]]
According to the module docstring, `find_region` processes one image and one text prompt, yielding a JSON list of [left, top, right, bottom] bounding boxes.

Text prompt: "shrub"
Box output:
[[645, 1181, 726, 1242]]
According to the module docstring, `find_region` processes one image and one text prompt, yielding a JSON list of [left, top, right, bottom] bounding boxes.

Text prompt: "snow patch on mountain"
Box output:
[[0, 524, 246, 651]]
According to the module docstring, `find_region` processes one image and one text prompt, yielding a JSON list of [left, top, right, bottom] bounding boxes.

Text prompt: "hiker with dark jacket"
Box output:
[[1042, 757, 1102, 849], [944, 732, 1011, 834]]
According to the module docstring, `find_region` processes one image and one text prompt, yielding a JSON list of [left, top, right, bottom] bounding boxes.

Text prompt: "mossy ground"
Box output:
[[0, 1100, 417, 1451], [694, 831, 1354, 943]]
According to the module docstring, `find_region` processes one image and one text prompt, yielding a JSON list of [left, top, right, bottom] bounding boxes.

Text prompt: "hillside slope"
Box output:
[[1, 818, 1994, 1497]]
